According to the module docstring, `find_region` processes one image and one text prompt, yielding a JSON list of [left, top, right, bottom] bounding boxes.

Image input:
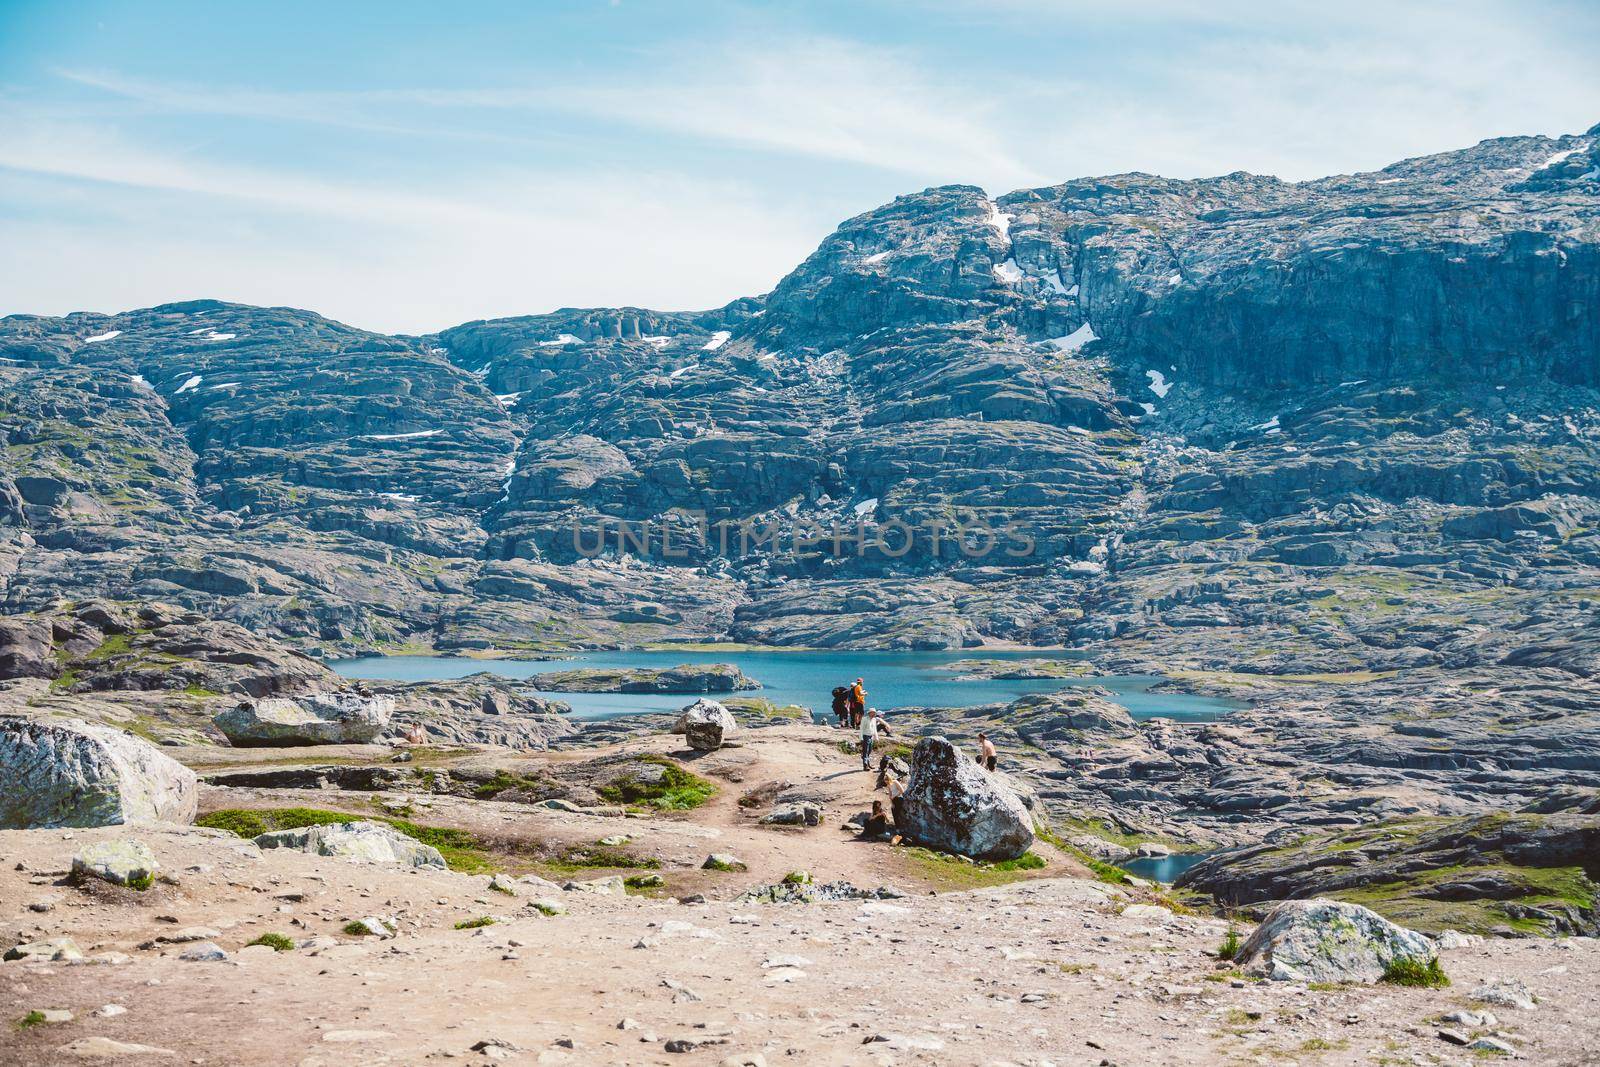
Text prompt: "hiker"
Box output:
[[831, 685, 851, 728], [978, 731, 997, 772], [859, 707, 891, 770], [402, 722, 427, 746], [849, 677, 866, 727], [859, 799, 892, 840]]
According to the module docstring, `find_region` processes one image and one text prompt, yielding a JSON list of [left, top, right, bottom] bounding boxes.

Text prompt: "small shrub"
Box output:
[[125, 871, 154, 891], [782, 870, 813, 885], [246, 932, 295, 952], [1217, 927, 1242, 961], [454, 916, 495, 930], [1379, 956, 1449, 988], [14, 1011, 47, 1031], [341, 921, 372, 936]]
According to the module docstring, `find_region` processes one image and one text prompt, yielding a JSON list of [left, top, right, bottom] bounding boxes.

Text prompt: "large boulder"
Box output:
[[899, 736, 1033, 860], [1235, 898, 1440, 984], [213, 692, 393, 747], [252, 820, 447, 869], [678, 698, 736, 751], [0, 717, 198, 829]]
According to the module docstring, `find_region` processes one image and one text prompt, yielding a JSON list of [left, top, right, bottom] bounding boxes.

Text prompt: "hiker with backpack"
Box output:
[[831, 685, 851, 728], [849, 677, 867, 727]]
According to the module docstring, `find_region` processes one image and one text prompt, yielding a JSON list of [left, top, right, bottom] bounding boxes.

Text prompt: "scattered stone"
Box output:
[[71, 839, 159, 889], [1471, 977, 1538, 1011], [5, 938, 84, 963], [759, 803, 822, 827], [177, 942, 228, 962], [563, 875, 625, 896], [1436, 929, 1485, 950], [253, 821, 446, 870], [1469, 1037, 1517, 1054], [56, 1037, 176, 1058], [487, 874, 519, 897], [702, 853, 746, 872]]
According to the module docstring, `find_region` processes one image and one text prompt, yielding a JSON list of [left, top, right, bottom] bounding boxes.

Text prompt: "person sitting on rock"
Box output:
[[859, 707, 891, 771], [978, 731, 997, 772], [402, 722, 427, 746], [859, 799, 892, 840], [849, 677, 867, 727]]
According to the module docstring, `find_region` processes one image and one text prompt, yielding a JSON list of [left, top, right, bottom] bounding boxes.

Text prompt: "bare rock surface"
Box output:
[[213, 692, 393, 747], [1235, 897, 1440, 984]]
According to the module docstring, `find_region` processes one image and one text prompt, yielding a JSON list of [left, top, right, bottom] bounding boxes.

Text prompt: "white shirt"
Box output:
[[860, 715, 883, 739]]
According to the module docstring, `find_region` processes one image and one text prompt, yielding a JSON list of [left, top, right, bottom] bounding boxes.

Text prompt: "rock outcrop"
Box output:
[[213, 692, 394, 747], [0, 717, 198, 829], [1234, 898, 1440, 984], [533, 663, 760, 694], [899, 736, 1033, 860], [252, 820, 446, 869]]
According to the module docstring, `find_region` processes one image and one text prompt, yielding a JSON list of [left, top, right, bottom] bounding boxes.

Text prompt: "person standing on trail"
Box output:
[[978, 731, 997, 772], [859, 707, 891, 771], [849, 678, 867, 728]]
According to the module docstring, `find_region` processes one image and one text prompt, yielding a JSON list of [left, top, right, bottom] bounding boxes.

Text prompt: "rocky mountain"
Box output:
[[1, 123, 1598, 671]]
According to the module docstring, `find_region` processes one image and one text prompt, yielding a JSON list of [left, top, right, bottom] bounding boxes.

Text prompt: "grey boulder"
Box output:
[[253, 820, 446, 869], [678, 698, 736, 752], [899, 736, 1033, 860], [71, 839, 159, 888], [1235, 898, 1440, 984], [0, 716, 198, 829], [213, 692, 393, 747]]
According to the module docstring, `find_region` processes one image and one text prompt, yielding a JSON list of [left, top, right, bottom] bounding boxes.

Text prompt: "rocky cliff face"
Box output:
[[0, 125, 1596, 667]]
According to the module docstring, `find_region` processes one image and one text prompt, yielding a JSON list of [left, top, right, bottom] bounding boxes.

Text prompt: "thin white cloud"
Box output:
[[0, 114, 824, 332]]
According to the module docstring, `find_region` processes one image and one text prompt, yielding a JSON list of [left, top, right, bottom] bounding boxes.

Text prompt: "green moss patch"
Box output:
[[453, 916, 495, 930], [595, 756, 717, 811], [246, 932, 295, 952]]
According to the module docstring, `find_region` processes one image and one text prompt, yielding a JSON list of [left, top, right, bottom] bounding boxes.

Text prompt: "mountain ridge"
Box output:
[[0, 123, 1596, 668]]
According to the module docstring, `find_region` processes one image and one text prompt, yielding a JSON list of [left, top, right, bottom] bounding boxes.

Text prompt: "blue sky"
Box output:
[[1, 0, 1596, 333]]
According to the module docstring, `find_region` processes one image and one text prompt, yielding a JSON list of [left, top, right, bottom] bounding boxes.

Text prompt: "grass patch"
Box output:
[[246, 932, 295, 952], [899, 848, 1050, 890], [1036, 826, 1133, 886], [1217, 927, 1242, 961], [341, 921, 373, 937], [453, 916, 496, 930], [595, 756, 717, 811], [471, 770, 551, 799], [545, 846, 660, 872], [14, 1011, 48, 1031], [1379, 957, 1449, 988], [197, 807, 496, 874], [624, 873, 666, 891]]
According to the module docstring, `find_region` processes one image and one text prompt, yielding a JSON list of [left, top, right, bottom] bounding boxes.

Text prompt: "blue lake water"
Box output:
[[331, 648, 1244, 724], [1116, 852, 1214, 883]]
